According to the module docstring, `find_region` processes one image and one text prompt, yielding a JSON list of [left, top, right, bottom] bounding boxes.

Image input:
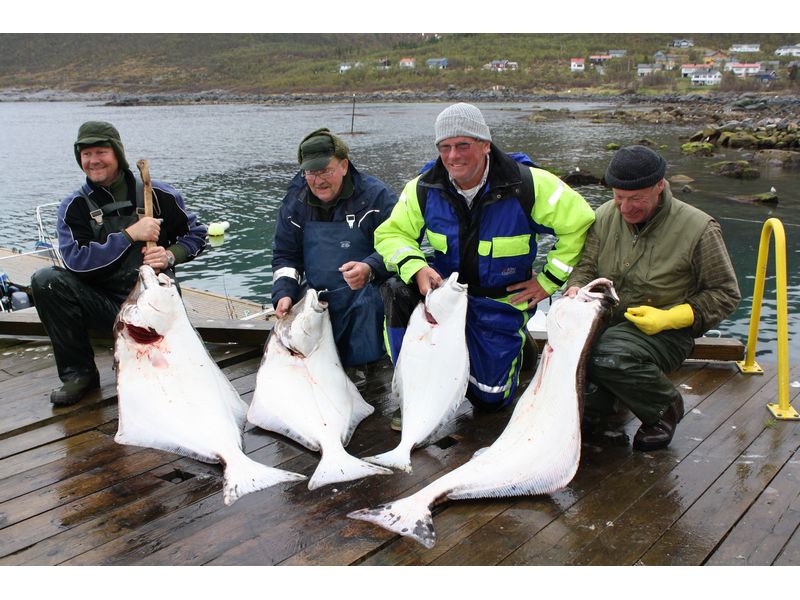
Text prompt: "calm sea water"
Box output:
[[1, 100, 798, 360]]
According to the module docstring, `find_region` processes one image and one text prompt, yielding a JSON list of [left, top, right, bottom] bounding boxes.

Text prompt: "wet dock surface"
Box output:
[[1, 334, 798, 566]]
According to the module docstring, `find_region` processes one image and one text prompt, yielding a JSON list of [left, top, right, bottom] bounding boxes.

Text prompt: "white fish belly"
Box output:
[[249, 334, 350, 452], [396, 303, 469, 445], [115, 328, 247, 463], [448, 366, 581, 499]]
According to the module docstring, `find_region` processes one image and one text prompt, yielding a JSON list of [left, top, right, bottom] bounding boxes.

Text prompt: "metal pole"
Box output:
[[351, 94, 356, 134]]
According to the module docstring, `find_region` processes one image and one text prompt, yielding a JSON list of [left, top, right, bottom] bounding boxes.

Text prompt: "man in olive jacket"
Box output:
[[566, 145, 740, 451]]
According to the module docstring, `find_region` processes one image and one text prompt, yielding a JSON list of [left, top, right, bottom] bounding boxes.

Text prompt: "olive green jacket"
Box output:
[[567, 182, 740, 336]]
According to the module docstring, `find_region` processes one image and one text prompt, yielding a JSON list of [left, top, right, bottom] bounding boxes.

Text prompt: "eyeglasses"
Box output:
[[437, 141, 477, 155], [304, 164, 340, 180]]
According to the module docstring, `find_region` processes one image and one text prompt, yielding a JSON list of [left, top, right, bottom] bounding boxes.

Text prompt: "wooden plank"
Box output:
[[0, 455, 170, 557], [492, 364, 763, 566], [639, 400, 800, 565], [565, 365, 800, 566], [0, 459, 221, 566], [0, 430, 110, 480], [0, 436, 150, 505], [60, 441, 309, 565], [704, 435, 800, 565], [0, 342, 259, 441], [0, 309, 272, 346], [0, 341, 54, 377], [773, 516, 800, 565], [0, 404, 119, 461]]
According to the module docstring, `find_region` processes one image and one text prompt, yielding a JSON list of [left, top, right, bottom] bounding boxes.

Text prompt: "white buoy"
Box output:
[[208, 221, 230, 236]]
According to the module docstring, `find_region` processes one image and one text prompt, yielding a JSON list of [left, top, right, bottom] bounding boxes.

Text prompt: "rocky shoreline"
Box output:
[[2, 86, 799, 110]]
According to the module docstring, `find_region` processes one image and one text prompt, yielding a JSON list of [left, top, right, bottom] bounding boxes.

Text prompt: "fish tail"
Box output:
[[308, 448, 393, 491], [223, 454, 306, 506], [347, 495, 437, 549], [362, 444, 413, 473]]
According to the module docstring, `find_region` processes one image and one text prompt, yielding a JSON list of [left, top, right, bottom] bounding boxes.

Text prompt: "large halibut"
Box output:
[[348, 278, 619, 548], [364, 272, 469, 473], [247, 289, 391, 490], [114, 266, 305, 506]]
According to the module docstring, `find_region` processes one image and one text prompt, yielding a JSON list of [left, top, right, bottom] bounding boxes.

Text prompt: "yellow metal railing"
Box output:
[[736, 218, 798, 420]]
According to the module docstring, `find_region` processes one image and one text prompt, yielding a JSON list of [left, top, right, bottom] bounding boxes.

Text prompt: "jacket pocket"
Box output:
[[426, 229, 448, 253], [490, 234, 530, 258]]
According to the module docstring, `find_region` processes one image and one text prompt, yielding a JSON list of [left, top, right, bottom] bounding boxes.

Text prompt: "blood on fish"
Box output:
[[148, 348, 170, 369], [125, 323, 163, 345]]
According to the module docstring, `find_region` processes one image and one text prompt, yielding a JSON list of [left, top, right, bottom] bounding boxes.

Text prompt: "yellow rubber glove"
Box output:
[[624, 303, 694, 336]]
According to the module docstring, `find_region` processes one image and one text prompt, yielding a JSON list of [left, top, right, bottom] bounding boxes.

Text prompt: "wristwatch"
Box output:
[[166, 251, 176, 268]]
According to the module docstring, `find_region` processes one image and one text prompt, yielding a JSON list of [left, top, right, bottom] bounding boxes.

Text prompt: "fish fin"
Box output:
[[362, 445, 413, 473], [347, 496, 436, 549], [222, 453, 306, 506], [342, 392, 374, 446], [307, 448, 392, 491]]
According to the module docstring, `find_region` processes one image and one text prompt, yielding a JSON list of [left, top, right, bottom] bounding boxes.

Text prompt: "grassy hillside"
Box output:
[[1, 33, 798, 94]]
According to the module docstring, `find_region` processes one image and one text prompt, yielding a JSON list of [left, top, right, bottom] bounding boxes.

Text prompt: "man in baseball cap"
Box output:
[[271, 128, 397, 372]]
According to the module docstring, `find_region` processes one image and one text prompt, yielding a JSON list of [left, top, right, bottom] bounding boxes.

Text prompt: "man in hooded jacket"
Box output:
[[31, 121, 207, 406]]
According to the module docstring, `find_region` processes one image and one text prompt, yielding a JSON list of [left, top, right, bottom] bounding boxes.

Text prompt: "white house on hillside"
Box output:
[[637, 63, 661, 77], [399, 57, 416, 69], [730, 43, 761, 53], [692, 68, 722, 85], [775, 44, 800, 57], [570, 58, 585, 72], [726, 62, 762, 77], [681, 64, 706, 78]]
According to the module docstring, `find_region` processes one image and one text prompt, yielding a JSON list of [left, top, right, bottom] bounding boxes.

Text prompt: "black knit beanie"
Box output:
[[73, 121, 130, 171], [604, 145, 667, 190]]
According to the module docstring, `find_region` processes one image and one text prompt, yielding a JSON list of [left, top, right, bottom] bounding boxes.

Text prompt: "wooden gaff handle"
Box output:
[[136, 159, 156, 249]]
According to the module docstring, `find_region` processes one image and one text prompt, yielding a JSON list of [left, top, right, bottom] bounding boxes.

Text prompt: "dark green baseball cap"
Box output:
[[297, 128, 349, 171]]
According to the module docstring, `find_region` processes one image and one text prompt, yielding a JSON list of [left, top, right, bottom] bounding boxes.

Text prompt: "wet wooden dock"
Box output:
[[1, 329, 798, 567]]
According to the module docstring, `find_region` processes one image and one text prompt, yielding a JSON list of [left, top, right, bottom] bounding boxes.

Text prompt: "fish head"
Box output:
[[274, 288, 328, 357], [115, 265, 183, 343], [424, 272, 468, 324], [545, 278, 619, 351]]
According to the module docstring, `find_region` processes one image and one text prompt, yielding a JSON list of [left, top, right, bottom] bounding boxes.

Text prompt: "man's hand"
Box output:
[[565, 286, 581, 298], [624, 303, 694, 336], [414, 266, 443, 296], [507, 275, 551, 307], [126, 216, 162, 243], [340, 261, 373, 290], [141, 246, 171, 273], [275, 297, 293, 319]]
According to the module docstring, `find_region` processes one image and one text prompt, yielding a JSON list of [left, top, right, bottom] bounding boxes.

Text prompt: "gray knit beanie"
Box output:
[[604, 145, 667, 190], [434, 103, 492, 145], [74, 121, 130, 171]]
